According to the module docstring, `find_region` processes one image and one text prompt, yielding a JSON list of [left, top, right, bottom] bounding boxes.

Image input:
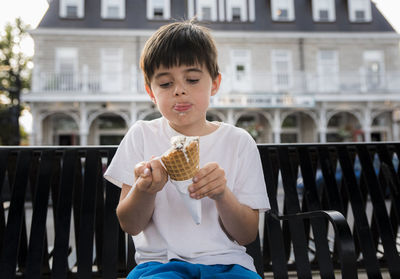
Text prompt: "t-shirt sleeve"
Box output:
[[104, 122, 144, 188], [232, 133, 270, 212]]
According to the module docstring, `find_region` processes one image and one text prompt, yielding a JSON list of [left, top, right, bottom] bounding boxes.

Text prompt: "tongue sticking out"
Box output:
[[174, 103, 192, 112]]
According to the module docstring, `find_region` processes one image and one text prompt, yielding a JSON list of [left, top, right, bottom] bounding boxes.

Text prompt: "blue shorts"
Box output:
[[127, 261, 262, 279]]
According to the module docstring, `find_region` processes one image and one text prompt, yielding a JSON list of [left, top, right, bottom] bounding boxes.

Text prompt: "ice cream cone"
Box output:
[[161, 136, 202, 224], [161, 136, 200, 181]]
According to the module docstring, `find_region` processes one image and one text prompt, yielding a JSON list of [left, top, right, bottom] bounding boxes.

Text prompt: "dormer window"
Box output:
[[271, 0, 295, 22], [348, 0, 372, 22], [147, 0, 171, 20], [196, 0, 217, 21], [202, 7, 211, 21], [101, 0, 125, 19], [188, 0, 255, 22], [60, 0, 84, 18], [226, 0, 251, 22], [232, 7, 241, 21], [312, 0, 335, 22]]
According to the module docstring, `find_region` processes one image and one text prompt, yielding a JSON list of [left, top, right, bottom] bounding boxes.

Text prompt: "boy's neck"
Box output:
[[168, 120, 220, 137]]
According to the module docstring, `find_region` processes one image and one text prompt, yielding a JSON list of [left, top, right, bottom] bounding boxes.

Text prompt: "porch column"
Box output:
[[273, 109, 281, 143], [79, 102, 88, 146], [319, 105, 327, 143], [393, 122, 400, 141], [226, 109, 235, 126], [392, 109, 400, 141], [29, 104, 37, 145], [130, 102, 138, 126], [363, 105, 372, 142]]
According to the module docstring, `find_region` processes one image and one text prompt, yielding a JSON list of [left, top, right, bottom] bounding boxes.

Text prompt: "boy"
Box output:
[[104, 20, 269, 278]]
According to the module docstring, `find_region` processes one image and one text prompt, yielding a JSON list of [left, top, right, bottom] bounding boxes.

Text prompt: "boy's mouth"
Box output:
[[173, 103, 192, 112]]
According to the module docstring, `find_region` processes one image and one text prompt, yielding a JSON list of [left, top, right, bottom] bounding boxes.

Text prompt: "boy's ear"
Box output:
[[211, 73, 222, 96], [145, 84, 157, 104]]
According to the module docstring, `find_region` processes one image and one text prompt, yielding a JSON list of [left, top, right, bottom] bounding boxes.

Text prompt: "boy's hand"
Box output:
[[134, 158, 168, 194], [189, 162, 227, 200]]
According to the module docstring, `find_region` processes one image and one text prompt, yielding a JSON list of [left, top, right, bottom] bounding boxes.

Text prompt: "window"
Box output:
[[55, 48, 78, 90], [60, 0, 84, 18], [188, 0, 255, 22], [202, 7, 212, 21], [147, 0, 171, 20], [271, 50, 292, 92], [317, 50, 339, 92], [312, 0, 335, 22], [101, 0, 125, 19], [271, 0, 295, 21], [231, 49, 251, 91], [196, 0, 217, 21], [348, 0, 372, 22], [232, 7, 241, 21], [101, 48, 123, 92], [226, 0, 249, 22], [363, 50, 384, 91]]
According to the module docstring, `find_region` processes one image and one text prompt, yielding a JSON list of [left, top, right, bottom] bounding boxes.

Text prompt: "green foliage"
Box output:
[[0, 18, 32, 145]]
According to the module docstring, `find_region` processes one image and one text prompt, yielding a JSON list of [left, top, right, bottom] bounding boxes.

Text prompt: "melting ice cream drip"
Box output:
[[170, 135, 199, 163]]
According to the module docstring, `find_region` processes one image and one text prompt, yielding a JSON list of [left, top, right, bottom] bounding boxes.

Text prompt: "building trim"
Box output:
[[29, 28, 400, 39]]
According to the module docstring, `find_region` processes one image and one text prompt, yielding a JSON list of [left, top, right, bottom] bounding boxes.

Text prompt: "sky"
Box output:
[[1, 0, 400, 133]]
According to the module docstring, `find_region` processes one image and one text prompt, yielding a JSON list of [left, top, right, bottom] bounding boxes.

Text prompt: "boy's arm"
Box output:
[[116, 159, 168, 236], [215, 189, 259, 246], [189, 163, 259, 245]]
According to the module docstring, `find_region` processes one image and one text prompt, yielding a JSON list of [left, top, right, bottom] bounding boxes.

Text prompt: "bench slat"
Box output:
[[25, 150, 55, 278], [77, 149, 100, 278], [0, 150, 32, 277], [52, 150, 78, 279], [337, 145, 383, 278]]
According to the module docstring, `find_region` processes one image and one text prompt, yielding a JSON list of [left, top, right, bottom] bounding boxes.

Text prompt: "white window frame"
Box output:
[[147, 0, 171, 20], [271, 50, 292, 92], [362, 50, 385, 91], [55, 48, 78, 74], [230, 49, 252, 91], [271, 0, 295, 22], [101, 48, 123, 92], [196, 0, 217, 21], [59, 0, 84, 18], [312, 0, 335, 22], [101, 0, 125, 19], [55, 48, 78, 91], [348, 0, 372, 22], [317, 50, 339, 92], [226, 0, 248, 22]]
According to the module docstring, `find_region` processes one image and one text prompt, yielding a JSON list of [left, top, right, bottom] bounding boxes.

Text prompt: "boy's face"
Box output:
[[145, 64, 221, 135]]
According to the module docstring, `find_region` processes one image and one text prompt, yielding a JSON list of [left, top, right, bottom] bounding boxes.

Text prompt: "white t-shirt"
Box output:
[[104, 117, 270, 272]]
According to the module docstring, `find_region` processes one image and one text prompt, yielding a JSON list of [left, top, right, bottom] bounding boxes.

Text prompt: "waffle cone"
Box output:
[[161, 139, 199, 181]]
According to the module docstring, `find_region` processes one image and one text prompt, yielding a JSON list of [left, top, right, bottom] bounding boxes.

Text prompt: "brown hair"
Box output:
[[140, 19, 219, 86]]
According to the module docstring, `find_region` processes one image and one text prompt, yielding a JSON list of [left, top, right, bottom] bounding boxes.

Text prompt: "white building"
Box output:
[[24, 0, 400, 145]]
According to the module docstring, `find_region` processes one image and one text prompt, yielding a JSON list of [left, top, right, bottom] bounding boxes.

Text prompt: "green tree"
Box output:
[[0, 18, 31, 145]]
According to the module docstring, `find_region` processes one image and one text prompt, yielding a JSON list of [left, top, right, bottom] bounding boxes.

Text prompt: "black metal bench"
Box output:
[[0, 143, 399, 278]]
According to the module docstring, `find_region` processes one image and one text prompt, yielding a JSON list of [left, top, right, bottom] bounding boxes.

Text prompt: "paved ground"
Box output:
[[264, 270, 391, 278]]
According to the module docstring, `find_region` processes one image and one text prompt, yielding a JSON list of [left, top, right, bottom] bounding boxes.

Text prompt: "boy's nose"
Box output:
[[174, 84, 186, 96]]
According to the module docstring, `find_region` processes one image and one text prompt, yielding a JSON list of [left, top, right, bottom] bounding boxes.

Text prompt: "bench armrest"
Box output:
[[266, 209, 358, 278]]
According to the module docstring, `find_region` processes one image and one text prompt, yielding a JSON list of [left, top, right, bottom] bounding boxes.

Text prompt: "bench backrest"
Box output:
[[0, 143, 399, 278], [259, 143, 400, 278]]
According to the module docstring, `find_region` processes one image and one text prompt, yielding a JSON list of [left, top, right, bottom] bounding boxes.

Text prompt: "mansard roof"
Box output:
[[37, 0, 396, 33]]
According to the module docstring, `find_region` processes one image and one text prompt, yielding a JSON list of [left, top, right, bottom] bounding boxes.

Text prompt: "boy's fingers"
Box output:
[[134, 162, 146, 177], [193, 162, 218, 183], [149, 160, 167, 182]]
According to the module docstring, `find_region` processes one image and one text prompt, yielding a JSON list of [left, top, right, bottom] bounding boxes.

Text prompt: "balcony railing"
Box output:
[[32, 72, 145, 94], [31, 71, 400, 95]]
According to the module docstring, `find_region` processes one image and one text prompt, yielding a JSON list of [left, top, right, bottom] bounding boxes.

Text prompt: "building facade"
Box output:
[[25, 0, 400, 145]]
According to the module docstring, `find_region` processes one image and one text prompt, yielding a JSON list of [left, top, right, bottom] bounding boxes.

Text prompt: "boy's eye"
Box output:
[[160, 82, 172, 88], [187, 79, 199, 84]]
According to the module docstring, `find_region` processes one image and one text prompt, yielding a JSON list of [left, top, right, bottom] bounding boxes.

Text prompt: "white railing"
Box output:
[[31, 70, 400, 95], [32, 72, 146, 94]]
